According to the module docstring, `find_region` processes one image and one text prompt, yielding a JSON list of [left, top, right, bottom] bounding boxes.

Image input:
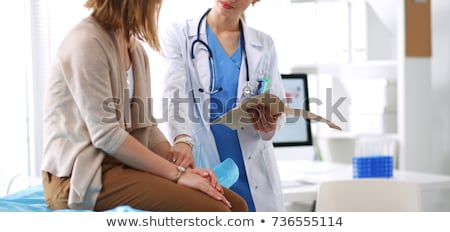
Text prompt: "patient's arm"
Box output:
[[151, 141, 171, 160]]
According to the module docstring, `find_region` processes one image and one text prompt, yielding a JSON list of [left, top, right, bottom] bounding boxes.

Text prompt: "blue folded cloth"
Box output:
[[0, 185, 50, 212], [0, 158, 239, 212], [213, 158, 239, 188]]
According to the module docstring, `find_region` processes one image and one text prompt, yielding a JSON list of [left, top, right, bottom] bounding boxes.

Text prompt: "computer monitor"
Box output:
[[273, 73, 314, 160]]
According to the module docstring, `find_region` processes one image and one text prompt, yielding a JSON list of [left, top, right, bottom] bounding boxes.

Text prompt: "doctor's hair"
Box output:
[[84, 0, 162, 51]]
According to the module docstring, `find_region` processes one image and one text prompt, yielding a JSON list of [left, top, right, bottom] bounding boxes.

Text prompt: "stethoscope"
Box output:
[[190, 8, 255, 97]]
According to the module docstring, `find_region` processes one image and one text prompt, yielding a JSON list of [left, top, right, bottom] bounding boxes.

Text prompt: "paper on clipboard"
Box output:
[[211, 93, 342, 131]]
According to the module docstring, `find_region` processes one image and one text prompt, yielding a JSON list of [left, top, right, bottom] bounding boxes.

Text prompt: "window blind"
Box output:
[[26, 0, 88, 181]]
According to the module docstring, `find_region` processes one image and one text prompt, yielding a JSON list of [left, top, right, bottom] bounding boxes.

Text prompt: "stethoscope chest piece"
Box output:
[[242, 82, 256, 98]]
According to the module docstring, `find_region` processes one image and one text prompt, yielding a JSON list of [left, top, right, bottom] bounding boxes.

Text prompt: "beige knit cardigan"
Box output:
[[42, 17, 167, 210]]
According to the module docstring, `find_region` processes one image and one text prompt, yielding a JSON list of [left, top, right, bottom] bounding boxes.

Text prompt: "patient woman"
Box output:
[[41, 0, 247, 212]]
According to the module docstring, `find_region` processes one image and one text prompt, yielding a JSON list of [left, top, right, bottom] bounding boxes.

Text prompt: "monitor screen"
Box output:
[[272, 73, 313, 147]]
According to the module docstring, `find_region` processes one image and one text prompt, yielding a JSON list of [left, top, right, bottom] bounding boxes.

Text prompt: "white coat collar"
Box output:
[[187, 9, 266, 101], [187, 9, 263, 48]]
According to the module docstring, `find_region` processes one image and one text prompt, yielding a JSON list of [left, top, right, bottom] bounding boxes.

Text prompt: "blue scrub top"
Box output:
[[206, 25, 256, 212]]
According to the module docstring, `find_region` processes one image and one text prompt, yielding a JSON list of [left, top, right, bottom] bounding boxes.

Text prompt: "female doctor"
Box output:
[[162, 0, 286, 211]]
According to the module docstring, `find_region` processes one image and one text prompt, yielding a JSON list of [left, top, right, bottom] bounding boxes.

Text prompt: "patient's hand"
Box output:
[[189, 168, 224, 194], [177, 171, 231, 208]]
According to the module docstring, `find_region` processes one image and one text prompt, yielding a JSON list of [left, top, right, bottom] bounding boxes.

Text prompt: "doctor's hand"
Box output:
[[177, 171, 231, 208], [168, 142, 195, 169], [247, 103, 281, 133]]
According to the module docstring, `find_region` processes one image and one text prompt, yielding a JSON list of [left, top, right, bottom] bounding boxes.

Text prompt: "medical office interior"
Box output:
[[1, 0, 449, 212]]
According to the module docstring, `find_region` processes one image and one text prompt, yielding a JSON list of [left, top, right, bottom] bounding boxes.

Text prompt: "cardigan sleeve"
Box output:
[[58, 34, 128, 154]]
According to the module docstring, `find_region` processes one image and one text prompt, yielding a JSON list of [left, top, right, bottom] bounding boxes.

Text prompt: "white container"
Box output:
[[349, 110, 397, 134], [316, 134, 357, 164]]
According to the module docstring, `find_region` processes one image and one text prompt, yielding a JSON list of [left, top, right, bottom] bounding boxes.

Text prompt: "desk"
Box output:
[[278, 160, 450, 204]]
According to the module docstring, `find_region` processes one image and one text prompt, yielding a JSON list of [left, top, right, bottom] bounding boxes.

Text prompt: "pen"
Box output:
[[257, 77, 270, 94]]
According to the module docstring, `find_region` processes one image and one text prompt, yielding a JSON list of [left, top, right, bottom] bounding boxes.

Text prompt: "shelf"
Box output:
[[291, 60, 397, 80]]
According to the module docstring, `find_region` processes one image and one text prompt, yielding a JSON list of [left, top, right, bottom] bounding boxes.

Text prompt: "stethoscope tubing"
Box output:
[[190, 8, 251, 95]]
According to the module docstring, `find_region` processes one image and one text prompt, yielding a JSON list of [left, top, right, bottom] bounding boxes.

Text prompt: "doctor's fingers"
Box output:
[[258, 104, 281, 123], [249, 105, 277, 122], [168, 146, 195, 168], [247, 107, 275, 132], [247, 107, 262, 122], [178, 156, 195, 169], [253, 116, 277, 132], [259, 122, 275, 133]]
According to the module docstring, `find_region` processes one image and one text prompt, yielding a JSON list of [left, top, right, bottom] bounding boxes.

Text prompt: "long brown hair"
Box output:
[[84, 0, 162, 51]]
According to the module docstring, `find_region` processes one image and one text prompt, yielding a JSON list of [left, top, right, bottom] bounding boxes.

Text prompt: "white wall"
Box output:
[[0, 1, 29, 197], [431, 0, 450, 176], [397, 0, 450, 211], [429, 1, 450, 211], [399, 0, 450, 175]]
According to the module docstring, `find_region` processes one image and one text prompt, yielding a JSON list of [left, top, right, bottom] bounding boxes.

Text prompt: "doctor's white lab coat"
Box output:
[[161, 13, 286, 212]]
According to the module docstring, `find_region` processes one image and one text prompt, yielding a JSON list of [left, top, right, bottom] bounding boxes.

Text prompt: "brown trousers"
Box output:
[[42, 156, 248, 212]]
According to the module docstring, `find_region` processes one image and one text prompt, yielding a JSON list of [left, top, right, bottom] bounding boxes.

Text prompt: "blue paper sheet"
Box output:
[[0, 158, 238, 212]]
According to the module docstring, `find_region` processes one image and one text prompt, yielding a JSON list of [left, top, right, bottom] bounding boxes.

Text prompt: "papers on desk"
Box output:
[[277, 160, 347, 188], [281, 179, 318, 189], [278, 160, 342, 174]]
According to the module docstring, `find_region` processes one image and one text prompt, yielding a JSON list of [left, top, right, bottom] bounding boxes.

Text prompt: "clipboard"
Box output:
[[211, 93, 342, 131]]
